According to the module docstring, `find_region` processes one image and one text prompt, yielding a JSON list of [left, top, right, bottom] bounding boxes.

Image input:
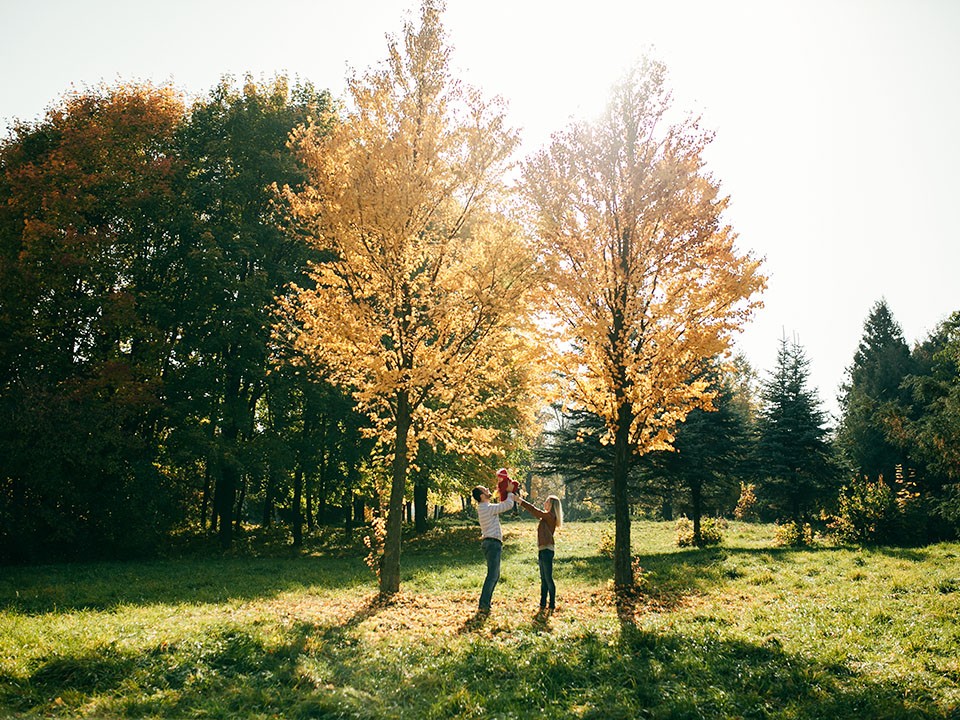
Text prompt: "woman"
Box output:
[[517, 494, 563, 610]]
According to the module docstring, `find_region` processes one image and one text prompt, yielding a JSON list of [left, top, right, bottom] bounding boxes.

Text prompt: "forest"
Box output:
[[1, 2, 958, 582]]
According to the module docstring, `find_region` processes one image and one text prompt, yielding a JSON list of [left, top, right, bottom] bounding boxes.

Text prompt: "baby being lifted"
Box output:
[[496, 468, 519, 502]]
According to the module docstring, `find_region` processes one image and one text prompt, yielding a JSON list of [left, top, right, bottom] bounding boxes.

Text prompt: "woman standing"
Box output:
[[517, 494, 563, 610]]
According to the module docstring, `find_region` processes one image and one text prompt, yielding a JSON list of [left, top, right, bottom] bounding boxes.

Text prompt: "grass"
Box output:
[[1, 518, 958, 719]]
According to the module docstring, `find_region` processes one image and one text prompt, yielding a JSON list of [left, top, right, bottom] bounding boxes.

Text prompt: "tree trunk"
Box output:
[[201, 463, 213, 530], [305, 468, 314, 533], [316, 426, 328, 526], [380, 390, 411, 596], [692, 481, 703, 546], [613, 402, 634, 592], [414, 477, 428, 534], [234, 475, 246, 535], [216, 370, 243, 549], [292, 464, 304, 548], [216, 461, 237, 549]]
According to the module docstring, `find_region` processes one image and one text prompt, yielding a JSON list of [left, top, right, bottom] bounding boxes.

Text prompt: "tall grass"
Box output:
[[1, 519, 957, 718]]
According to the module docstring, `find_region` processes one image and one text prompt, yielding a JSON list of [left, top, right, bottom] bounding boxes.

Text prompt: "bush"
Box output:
[[734, 482, 759, 521], [774, 520, 814, 547], [933, 483, 960, 537], [827, 474, 928, 545], [598, 528, 615, 558], [675, 516, 723, 547]]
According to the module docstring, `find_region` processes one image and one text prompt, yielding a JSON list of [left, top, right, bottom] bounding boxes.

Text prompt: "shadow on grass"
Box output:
[[0, 553, 373, 614], [3, 614, 952, 720], [0, 525, 486, 614], [0, 526, 855, 615], [560, 543, 852, 611]]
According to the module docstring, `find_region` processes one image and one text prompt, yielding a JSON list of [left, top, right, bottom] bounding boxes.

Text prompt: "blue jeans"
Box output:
[[479, 538, 502, 610], [538, 548, 556, 608]]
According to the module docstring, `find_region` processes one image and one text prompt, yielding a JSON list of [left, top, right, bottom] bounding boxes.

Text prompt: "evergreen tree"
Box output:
[[756, 337, 836, 521], [650, 362, 755, 544], [883, 312, 960, 538], [837, 299, 914, 484]]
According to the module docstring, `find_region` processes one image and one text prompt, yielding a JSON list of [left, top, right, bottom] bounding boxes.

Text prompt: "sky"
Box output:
[[2, 0, 959, 419]]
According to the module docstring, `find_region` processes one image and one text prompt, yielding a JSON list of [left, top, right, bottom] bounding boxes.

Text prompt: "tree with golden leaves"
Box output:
[[280, 1, 541, 595], [521, 59, 766, 592]]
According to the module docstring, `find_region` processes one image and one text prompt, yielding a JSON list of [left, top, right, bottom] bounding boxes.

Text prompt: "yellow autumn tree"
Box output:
[[521, 59, 766, 592], [280, 0, 541, 596]]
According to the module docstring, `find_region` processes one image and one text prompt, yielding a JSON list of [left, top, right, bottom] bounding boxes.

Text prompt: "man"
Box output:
[[472, 483, 517, 612]]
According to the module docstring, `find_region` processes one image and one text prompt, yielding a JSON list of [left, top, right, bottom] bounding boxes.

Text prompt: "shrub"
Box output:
[[598, 528, 615, 558], [774, 520, 814, 547], [827, 473, 928, 545], [675, 516, 723, 547], [734, 482, 759, 521]]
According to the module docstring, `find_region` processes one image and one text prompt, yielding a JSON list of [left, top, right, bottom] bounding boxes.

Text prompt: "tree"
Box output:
[[883, 312, 960, 538], [521, 58, 765, 591], [174, 75, 332, 548], [281, 1, 541, 595], [837, 299, 914, 484], [650, 361, 754, 545], [893, 313, 960, 482], [0, 83, 186, 561], [755, 336, 835, 521]]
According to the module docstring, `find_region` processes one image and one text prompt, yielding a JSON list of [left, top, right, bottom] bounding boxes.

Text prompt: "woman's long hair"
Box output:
[[546, 495, 563, 530]]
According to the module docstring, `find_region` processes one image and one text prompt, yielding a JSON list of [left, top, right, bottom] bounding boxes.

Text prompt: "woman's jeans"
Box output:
[[479, 538, 502, 610], [538, 547, 556, 608]]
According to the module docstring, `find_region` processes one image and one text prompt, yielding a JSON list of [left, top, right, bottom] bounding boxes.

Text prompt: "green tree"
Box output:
[[837, 299, 915, 484], [755, 336, 836, 522], [884, 312, 960, 537], [174, 75, 332, 549], [651, 362, 754, 545]]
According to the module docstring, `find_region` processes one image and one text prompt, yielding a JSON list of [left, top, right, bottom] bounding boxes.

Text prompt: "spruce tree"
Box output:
[[756, 337, 835, 521], [837, 299, 914, 485]]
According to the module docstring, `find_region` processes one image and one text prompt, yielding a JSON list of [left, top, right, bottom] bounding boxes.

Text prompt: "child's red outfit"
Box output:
[[496, 468, 519, 502]]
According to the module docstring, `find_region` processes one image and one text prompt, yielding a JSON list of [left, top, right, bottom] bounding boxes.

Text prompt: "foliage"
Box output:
[[0, 82, 186, 561], [362, 515, 387, 581], [880, 312, 960, 538], [521, 56, 765, 589], [773, 520, 814, 547], [734, 482, 759, 520], [827, 470, 928, 546], [174, 74, 334, 548], [0, 75, 359, 562], [281, 0, 542, 595], [648, 360, 755, 541], [675, 516, 724, 547]]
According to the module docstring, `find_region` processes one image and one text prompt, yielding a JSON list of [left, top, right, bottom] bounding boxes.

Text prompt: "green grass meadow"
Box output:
[[1, 519, 958, 719]]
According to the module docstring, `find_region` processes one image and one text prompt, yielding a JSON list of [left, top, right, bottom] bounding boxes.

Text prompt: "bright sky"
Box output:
[[3, 0, 959, 419]]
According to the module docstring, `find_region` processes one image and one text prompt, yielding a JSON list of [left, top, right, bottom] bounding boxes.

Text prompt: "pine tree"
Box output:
[[756, 337, 835, 521], [837, 299, 914, 485]]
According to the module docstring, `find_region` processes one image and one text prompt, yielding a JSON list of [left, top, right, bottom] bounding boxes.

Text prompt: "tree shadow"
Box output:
[[0, 553, 372, 613], [3, 609, 953, 719]]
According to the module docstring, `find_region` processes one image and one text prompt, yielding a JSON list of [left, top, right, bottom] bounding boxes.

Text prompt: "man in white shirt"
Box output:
[[472, 484, 517, 612]]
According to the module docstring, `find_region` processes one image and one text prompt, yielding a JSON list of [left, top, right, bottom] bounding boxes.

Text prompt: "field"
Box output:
[[1, 519, 958, 719]]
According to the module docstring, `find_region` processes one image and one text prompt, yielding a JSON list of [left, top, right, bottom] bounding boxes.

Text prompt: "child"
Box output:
[[496, 468, 519, 502]]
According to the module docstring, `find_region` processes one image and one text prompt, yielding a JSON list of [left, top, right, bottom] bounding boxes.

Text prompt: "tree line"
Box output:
[[541, 301, 960, 549], [2, 2, 957, 594], [0, 77, 376, 561]]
